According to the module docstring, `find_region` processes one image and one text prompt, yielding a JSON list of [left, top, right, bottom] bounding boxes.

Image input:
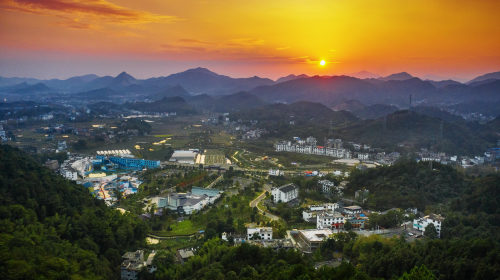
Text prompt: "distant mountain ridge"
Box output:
[[378, 72, 414, 81], [466, 71, 500, 84]]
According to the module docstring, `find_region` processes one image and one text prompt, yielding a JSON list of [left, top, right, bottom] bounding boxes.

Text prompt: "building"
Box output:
[[269, 169, 284, 176], [345, 216, 366, 229], [413, 214, 444, 238], [343, 206, 362, 214], [45, 159, 59, 170], [97, 156, 160, 170], [297, 229, 333, 253], [317, 210, 344, 230], [319, 180, 342, 195], [247, 227, 273, 240], [302, 203, 341, 222], [121, 250, 144, 280], [62, 168, 78, 180], [272, 183, 299, 203], [169, 150, 198, 164], [166, 193, 213, 215], [176, 249, 194, 264], [58, 141, 67, 151], [244, 239, 295, 251], [150, 197, 167, 208]]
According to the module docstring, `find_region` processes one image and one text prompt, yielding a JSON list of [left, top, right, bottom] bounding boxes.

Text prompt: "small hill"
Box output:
[[466, 71, 500, 84], [352, 104, 399, 119], [378, 72, 413, 81], [332, 100, 365, 111], [13, 83, 50, 94], [185, 94, 216, 110], [147, 85, 192, 101], [331, 110, 493, 155], [123, 96, 197, 115], [230, 101, 360, 124], [411, 106, 464, 123], [446, 100, 500, 118], [425, 79, 462, 88], [276, 74, 309, 83]]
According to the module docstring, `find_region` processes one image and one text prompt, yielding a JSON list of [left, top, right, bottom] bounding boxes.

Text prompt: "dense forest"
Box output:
[[0, 145, 150, 279]]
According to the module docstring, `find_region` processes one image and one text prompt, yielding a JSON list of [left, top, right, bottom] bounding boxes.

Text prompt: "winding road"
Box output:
[[250, 190, 280, 221]]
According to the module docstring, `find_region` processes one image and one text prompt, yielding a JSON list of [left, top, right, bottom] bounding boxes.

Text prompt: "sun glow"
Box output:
[[320, 60, 326, 66]]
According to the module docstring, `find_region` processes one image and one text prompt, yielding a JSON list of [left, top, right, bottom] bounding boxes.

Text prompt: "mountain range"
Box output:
[[1, 68, 499, 108]]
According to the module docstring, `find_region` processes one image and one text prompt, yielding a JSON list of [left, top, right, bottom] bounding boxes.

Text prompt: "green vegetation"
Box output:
[[0, 144, 149, 279]]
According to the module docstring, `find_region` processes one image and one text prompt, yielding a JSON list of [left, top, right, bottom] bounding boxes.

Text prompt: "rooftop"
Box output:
[[299, 229, 333, 242], [277, 183, 299, 193], [178, 249, 195, 259]]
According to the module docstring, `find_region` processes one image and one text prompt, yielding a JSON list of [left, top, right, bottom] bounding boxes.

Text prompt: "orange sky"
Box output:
[[0, 0, 499, 80]]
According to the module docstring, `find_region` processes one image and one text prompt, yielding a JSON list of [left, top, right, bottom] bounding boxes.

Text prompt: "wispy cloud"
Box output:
[[0, 0, 180, 30], [177, 39, 214, 45], [226, 38, 264, 47], [161, 44, 208, 52]]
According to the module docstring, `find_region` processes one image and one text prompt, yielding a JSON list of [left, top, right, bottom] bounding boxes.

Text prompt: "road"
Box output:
[[250, 191, 280, 221]]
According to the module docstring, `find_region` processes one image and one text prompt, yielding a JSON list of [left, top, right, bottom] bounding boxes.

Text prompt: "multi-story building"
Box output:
[[97, 155, 160, 170], [413, 214, 444, 238], [45, 159, 59, 170], [343, 206, 363, 214], [319, 180, 341, 195], [247, 227, 273, 240], [297, 229, 333, 253], [176, 249, 194, 264], [317, 210, 344, 230], [272, 183, 299, 203]]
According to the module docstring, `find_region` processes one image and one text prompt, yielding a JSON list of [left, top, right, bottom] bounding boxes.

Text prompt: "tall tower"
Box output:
[[409, 95, 412, 110]]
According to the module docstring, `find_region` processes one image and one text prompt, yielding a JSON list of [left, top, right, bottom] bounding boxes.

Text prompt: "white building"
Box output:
[[269, 169, 284, 176], [272, 183, 299, 203], [302, 203, 340, 221], [357, 153, 369, 160], [319, 180, 341, 195], [317, 211, 345, 230], [151, 197, 167, 208], [63, 169, 78, 180], [247, 227, 273, 240], [413, 214, 444, 238], [58, 141, 67, 151], [343, 206, 362, 214]]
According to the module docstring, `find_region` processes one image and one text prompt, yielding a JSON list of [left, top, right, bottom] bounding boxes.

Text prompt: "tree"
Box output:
[[73, 139, 87, 150], [199, 164, 203, 170], [251, 232, 261, 240], [424, 223, 438, 239], [344, 220, 353, 231], [398, 264, 436, 280], [250, 214, 256, 222]]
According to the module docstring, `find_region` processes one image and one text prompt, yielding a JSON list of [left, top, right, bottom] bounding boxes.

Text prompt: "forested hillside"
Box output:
[[0, 145, 149, 279]]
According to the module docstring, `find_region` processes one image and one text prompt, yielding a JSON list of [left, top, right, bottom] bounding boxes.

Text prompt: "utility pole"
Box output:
[[409, 94, 412, 110]]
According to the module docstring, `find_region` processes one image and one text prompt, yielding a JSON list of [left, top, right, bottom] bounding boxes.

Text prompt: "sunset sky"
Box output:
[[0, 0, 499, 80]]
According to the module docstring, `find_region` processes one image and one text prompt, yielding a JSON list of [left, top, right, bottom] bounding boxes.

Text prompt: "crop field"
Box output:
[[203, 149, 226, 165]]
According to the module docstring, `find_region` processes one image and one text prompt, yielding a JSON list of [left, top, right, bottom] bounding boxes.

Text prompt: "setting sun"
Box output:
[[320, 60, 326, 66]]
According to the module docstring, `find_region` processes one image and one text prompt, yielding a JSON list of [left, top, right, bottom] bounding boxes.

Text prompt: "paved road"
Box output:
[[250, 191, 280, 221]]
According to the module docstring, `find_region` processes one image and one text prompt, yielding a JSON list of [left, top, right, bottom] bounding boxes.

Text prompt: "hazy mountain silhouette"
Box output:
[[425, 79, 462, 88], [276, 74, 309, 83], [349, 71, 380, 79], [466, 71, 500, 84], [13, 83, 50, 94], [378, 72, 414, 81], [468, 78, 499, 87], [141, 67, 275, 95], [147, 85, 192, 101]]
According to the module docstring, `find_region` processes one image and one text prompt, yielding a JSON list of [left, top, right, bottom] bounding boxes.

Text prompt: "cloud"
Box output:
[[51, 20, 100, 30], [0, 0, 180, 30], [177, 39, 214, 45], [161, 44, 208, 52], [226, 38, 264, 47]]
